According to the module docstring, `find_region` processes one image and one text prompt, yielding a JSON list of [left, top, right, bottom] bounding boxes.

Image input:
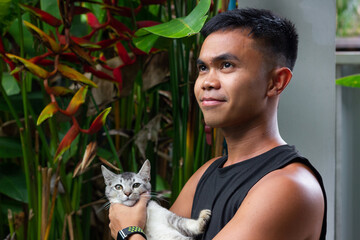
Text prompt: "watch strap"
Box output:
[[117, 226, 147, 240]]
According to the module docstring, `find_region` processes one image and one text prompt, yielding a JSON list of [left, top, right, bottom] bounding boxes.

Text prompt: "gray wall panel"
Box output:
[[238, 1, 336, 239]]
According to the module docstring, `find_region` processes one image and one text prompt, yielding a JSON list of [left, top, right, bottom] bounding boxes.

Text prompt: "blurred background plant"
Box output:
[[336, 0, 360, 37], [0, 0, 234, 239], [336, 0, 360, 88]]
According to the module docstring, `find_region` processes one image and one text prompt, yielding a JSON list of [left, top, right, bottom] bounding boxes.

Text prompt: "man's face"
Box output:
[[194, 29, 273, 129]]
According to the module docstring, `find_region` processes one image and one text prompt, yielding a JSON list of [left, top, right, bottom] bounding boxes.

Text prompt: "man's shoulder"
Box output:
[[249, 162, 324, 204], [236, 162, 325, 239]]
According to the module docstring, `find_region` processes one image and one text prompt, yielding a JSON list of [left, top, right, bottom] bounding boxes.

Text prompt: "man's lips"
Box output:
[[200, 97, 227, 107]]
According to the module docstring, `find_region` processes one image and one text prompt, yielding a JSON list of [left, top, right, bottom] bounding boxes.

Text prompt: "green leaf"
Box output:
[[336, 74, 360, 88], [0, 163, 28, 203], [0, 137, 23, 158], [1, 73, 20, 96], [97, 147, 115, 162], [132, 34, 159, 54], [0, 0, 11, 23], [8, 13, 36, 56], [133, 0, 210, 52]]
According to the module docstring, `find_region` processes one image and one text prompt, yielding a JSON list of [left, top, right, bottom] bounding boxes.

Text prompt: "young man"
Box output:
[[109, 8, 327, 240]]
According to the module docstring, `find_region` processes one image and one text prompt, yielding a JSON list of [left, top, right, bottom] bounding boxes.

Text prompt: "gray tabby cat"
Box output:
[[101, 160, 211, 240]]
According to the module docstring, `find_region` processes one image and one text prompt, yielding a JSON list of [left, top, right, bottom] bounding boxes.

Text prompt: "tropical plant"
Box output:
[[0, 0, 229, 239]]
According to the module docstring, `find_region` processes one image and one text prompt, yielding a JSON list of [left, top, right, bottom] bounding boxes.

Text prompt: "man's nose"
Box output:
[[201, 71, 220, 90]]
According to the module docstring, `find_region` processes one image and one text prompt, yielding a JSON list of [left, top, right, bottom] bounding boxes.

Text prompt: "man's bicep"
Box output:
[[212, 172, 324, 240]]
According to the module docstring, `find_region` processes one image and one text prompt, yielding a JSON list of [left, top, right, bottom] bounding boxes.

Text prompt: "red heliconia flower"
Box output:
[[59, 53, 81, 63], [86, 12, 103, 29], [29, 52, 53, 66], [73, 6, 91, 15], [140, 0, 167, 5], [113, 67, 123, 92], [103, 4, 138, 18], [2, 58, 20, 81], [83, 65, 115, 81], [6, 53, 50, 79], [0, 37, 5, 54], [136, 20, 161, 29], [37, 102, 59, 125], [96, 38, 121, 49], [55, 124, 80, 161], [116, 42, 136, 66], [65, 86, 88, 116], [20, 4, 62, 27], [81, 107, 112, 134], [109, 17, 133, 36]]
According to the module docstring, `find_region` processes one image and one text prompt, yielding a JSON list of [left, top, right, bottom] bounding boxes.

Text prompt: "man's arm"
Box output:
[[213, 163, 325, 240], [170, 157, 220, 218]]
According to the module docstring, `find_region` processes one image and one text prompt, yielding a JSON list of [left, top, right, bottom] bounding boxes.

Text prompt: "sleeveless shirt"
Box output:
[[191, 145, 327, 240]]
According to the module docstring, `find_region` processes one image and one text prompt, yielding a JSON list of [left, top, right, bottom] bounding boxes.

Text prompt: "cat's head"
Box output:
[[101, 160, 151, 207]]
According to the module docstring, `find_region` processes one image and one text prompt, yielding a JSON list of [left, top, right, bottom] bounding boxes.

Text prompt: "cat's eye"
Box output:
[[114, 184, 123, 190], [133, 183, 141, 188]]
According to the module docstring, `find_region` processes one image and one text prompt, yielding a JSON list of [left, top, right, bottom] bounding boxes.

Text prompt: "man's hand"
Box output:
[[109, 192, 150, 239]]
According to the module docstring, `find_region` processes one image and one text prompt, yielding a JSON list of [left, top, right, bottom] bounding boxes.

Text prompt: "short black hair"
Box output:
[[201, 8, 299, 71]]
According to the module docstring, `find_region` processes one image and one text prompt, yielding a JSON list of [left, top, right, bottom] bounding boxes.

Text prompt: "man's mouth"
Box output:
[[200, 97, 226, 107]]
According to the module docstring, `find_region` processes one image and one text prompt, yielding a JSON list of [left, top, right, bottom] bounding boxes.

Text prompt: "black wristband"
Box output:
[[117, 226, 147, 240]]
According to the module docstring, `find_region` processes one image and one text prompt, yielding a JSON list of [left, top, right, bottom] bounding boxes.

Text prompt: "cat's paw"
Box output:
[[198, 209, 211, 232]]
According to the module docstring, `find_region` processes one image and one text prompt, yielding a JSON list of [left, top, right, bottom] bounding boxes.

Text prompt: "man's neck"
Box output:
[[221, 117, 285, 167]]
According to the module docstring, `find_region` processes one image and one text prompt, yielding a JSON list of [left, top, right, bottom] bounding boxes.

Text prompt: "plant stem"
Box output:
[[19, 129, 33, 239], [88, 91, 121, 168]]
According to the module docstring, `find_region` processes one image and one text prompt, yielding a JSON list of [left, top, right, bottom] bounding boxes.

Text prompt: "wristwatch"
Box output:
[[117, 226, 147, 240]]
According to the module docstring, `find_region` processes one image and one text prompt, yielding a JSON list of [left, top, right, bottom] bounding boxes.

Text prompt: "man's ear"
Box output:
[[267, 67, 292, 97]]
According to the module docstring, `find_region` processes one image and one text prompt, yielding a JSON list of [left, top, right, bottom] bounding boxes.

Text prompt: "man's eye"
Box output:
[[133, 183, 141, 188], [115, 184, 123, 190], [198, 65, 207, 72], [222, 62, 232, 68]]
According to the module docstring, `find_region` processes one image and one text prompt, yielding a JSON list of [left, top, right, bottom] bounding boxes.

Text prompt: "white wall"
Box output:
[[239, 1, 336, 239]]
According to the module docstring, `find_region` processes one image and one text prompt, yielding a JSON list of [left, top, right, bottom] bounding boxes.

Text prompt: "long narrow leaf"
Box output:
[[0, 163, 28, 202]]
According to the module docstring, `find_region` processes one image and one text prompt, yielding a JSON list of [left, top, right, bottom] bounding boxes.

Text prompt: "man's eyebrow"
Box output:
[[213, 53, 240, 62], [196, 53, 240, 65], [196, 59, 205, 65]]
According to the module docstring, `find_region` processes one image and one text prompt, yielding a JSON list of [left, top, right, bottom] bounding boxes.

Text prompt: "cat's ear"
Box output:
[[101, 165, 117, 185], [138, 160, 151, 181]]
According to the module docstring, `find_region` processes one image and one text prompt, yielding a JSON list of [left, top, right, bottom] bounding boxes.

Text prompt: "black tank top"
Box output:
[[191, 145, 327, 240]]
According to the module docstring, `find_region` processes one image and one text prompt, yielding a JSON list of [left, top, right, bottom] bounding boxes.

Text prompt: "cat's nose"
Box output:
[[124, 192, 131, 197]]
